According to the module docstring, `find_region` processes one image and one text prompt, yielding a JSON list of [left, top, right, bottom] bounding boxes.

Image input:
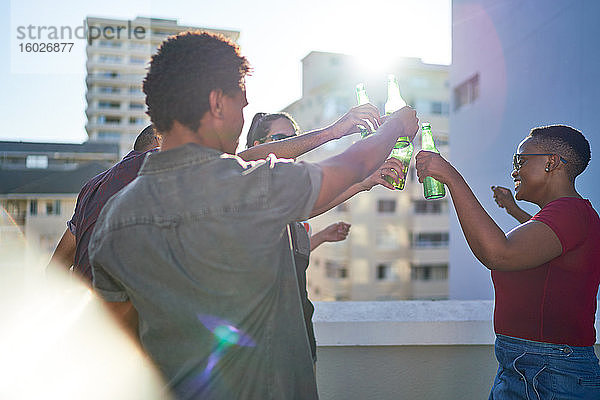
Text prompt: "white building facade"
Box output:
[[450, 0, 600, 299]]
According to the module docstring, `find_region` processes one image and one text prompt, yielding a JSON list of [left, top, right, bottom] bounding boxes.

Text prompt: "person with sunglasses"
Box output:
[[416, 124, 600, 399], [489, 151, 570, 225], [246, 111, 405, 365]]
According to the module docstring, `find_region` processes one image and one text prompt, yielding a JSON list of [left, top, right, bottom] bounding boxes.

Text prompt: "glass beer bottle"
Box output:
[[420, 122, 446, 199], [355, 83, 372, 138], [384, 74, 412, 190]]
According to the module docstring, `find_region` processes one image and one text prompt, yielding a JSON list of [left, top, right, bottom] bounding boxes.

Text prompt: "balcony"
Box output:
[[86, 73, 146, 86], [313, 300, 600, 400], [86, 89, 145, 102], [4, 211, 26, 227]]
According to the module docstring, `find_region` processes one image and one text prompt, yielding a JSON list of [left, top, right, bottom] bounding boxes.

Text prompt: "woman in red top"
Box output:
[[416, 125, 600, 399]]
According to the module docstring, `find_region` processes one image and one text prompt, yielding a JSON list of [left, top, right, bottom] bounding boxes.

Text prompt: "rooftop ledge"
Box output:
[[313, 300, 600, 346]]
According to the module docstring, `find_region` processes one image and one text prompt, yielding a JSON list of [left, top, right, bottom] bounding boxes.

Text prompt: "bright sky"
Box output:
[[0, 0, 451, 144]]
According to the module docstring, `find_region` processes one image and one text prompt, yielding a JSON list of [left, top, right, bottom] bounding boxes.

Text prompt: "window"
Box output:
[[377, 199, 396, 213], [26, 155, 48, 169], [98, 40, 121, 48], [29, 200, 37, 216], [376, 264, 392, 280], [97, 86, 120, 93], [46, 200, 61, 216], [325, 261, 347, 279], [454, 73, 480, 111], [411, 264, 448, 281], [98, 116, 121, 124], [129, 117, 146, 125], [130, 57, 146, 65], [413, 200, 445, 214], [129, 86, 140, 93], [129, 103, 144, 110], [129, 42, 147, 50], [97, 131, 121, 141], [98, 101, 120, 109], [412, 232, 449, 248], [98, 55, 122, 64], [98, 71, 119, 79]]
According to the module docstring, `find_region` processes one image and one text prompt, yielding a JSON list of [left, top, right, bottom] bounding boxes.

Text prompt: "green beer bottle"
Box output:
[[384, 74, 406, 113], [420, 122, 446, 199], [384, 74, 412, 190], [355, 83, 372, 138], [387, 140, 413, 190]]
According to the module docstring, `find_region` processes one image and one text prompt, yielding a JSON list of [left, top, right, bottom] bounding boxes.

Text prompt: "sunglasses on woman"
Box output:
[[512, 153, 567, 171], [258, 133, 297, 143]]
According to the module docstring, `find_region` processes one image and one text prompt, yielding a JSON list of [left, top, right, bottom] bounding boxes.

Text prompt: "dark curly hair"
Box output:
[[133, 124, 159, 152], [528, 124, 591, 180], [143, 31, 251, 134]]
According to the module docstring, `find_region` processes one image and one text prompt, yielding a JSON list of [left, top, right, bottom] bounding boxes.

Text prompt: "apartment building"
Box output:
[[0, 141, 118, 262], [85, 16, 239, 155], [283, 51, 450, 301]]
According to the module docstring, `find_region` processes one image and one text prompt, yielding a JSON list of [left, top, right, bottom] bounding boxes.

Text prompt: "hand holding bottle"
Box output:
[[329, 103, 381, 139], [421, 123, 446, 199], [357, 157, 406, 191], [381, 107, 419, 143], [415, 150, 459, 186]]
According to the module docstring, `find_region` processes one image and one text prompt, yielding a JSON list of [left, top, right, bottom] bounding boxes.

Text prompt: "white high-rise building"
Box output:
[[283, 52, 450, 301], [85, 16, 239, 155], [450, 0, 600, 299]]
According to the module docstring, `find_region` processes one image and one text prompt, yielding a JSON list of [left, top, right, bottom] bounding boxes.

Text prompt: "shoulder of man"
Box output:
[[219, 152, 297, 175]]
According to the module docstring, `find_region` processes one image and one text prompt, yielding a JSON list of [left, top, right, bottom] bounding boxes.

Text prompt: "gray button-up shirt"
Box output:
[[89, 143, 322, 399]]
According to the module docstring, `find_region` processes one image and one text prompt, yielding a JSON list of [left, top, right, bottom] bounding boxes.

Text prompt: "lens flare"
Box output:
[[197, 314, 255, 348], [177, 315, 256, 397], [0, 229, 170, 399]]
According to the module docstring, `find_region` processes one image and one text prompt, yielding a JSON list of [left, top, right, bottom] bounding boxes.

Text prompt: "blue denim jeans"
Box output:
[[489, 334, 600, 399]]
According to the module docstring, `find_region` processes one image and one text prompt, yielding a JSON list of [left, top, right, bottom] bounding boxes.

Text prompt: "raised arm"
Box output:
[[311, 107, 419, 216], [491, 185, 533, 224], [310, 222, 351, 251], [415, 151, 561, 271], [47, 228, 76, 273], [238, 104, 381, 161], [311, 157, 404, 216]]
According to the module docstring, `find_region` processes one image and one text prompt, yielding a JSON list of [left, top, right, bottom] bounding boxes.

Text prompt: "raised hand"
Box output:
[[319, 221, 351, 243], [359, 157, 406, 191], [415, 150, 457, 185], [329, 103, 382, 138], [384, 106, 420, 142], [491, 186, 517, 210], [490, 185, 532, 223]]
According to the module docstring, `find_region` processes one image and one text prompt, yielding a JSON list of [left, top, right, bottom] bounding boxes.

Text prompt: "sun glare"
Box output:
[[0, 238, 170, 399]]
